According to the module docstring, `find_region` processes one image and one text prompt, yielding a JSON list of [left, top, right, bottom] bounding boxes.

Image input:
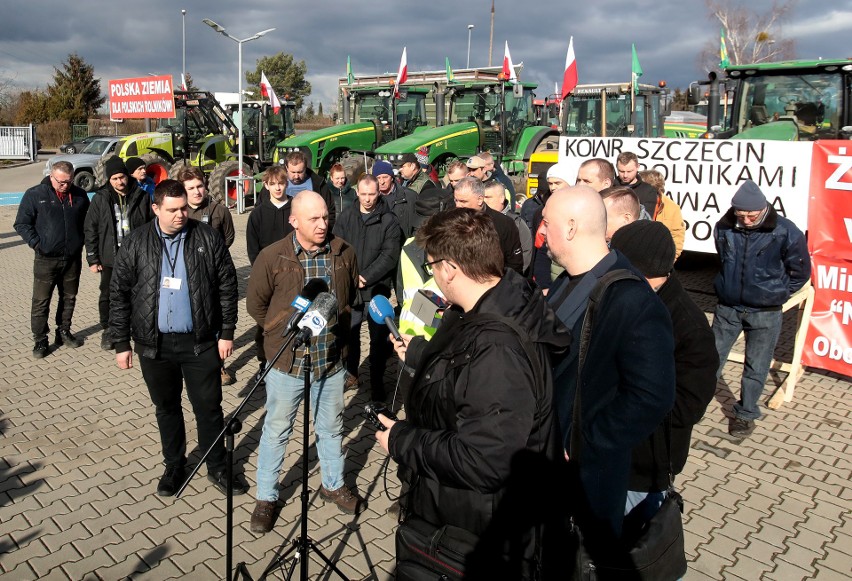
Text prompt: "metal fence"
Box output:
[[0, 125, 38, 161]]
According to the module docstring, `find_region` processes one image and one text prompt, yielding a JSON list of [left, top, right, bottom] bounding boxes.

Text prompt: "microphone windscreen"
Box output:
[[369, 295, 395, 324], [302, 278, 330, 301]]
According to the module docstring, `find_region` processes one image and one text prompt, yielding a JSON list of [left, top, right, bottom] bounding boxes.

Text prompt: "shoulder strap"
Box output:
[[570, 269, 642, 461]]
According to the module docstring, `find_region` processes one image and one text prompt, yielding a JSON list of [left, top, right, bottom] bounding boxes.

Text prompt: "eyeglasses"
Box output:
[[421, 258, 456, 277], [51, 175, 73, 186], [734, 210, 764, 221]]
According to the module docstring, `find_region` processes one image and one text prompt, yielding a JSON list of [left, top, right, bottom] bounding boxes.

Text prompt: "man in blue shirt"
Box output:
[[110, 179, 244, 497]]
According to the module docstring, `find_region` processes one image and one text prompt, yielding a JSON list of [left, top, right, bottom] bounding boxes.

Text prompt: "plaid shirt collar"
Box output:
[[293, 233, 331, 257]]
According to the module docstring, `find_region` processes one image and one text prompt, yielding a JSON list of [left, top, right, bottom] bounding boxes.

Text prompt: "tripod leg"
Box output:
[[308, 540, 351, 581]]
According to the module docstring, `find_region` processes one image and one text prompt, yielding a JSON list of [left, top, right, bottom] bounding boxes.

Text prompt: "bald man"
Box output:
[[247, 190, 364, 532], [541, 186, 675, 562]]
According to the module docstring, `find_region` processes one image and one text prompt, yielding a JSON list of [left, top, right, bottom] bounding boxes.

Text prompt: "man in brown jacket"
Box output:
[[246, 190, 363, 534]]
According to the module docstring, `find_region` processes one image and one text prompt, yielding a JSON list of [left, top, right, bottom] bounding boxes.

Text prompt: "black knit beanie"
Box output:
[[610, 220, 676, 278], [125, 157, 146, 174], [104, 156, 128, 179]]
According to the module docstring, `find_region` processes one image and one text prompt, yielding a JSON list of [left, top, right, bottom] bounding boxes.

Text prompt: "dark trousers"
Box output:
[[98, 266, 113, 329], [348, 303, 392, 398], [138, 333, 227, 473], [31, 254, 82, 340], [254, 324, 266, 364]]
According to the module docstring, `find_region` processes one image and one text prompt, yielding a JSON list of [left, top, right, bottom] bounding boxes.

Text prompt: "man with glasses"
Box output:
[[712, 180, 810, 438], [15, 161, 90, 358]]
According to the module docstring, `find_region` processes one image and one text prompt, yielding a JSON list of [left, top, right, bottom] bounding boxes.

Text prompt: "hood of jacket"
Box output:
[[473, 268, 572, 354]]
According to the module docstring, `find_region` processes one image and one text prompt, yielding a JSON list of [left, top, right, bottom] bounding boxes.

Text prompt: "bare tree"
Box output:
[[698, 0, 797, 74]]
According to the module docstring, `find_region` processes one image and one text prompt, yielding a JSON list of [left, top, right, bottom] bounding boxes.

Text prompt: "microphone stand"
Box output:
[[175, 329, 300, 581], [259, 346, 350, 581]]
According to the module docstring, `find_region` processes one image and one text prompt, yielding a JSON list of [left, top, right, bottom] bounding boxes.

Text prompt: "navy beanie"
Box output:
[[372, 160, 394, 177], [610, 220, 676, 278], [731, 180, 767, 211]]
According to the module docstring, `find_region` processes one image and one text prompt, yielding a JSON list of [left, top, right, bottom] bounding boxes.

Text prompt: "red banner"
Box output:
[[108, 75, 176, 119], [802, 140, 852, 374]]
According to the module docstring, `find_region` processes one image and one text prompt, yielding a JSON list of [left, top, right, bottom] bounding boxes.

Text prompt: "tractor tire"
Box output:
[[73, 170, 96, 192], [167, 159, 191, 181], [94, 155, 119, 190], [139, 153, 172, 185], [209, 160, 251, 205], [340, 152, 368, 185]]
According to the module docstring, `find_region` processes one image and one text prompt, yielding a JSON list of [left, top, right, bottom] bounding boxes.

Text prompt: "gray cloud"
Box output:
[[1, 0, 850, 110]]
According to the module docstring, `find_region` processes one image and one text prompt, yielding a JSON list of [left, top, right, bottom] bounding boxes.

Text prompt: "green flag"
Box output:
[[631, 44, 643, 94], [347, 55, 354, 85], [720, 28, 730, 69], [445, 57, 455, 83]]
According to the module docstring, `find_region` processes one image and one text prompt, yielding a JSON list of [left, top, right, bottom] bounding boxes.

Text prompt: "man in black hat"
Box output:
[[15, 160, 90, 358], [85, 156, 154, 349], [712, 180, 810, 438], [398, 152, 436, 195], [610, 220, 717, 520], [126, 156, 155, 201]]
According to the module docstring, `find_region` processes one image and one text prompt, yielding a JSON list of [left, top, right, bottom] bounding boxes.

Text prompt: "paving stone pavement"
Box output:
[[0, 205, 849, 580]]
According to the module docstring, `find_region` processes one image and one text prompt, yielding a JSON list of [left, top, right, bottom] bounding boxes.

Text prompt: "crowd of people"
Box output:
[[13, 148, 810, 578]]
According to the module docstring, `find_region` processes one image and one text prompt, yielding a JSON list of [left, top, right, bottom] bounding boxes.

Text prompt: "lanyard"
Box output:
[[162, 236, 182, 277]]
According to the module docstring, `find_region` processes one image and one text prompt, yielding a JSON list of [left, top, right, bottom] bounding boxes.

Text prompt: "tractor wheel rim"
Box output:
[[227, 169, 241, 200], [148, 164, 169, 184]]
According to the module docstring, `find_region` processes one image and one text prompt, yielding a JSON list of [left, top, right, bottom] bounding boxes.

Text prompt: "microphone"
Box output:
[[281, 279, 330, 336], [369, 295, 402, 342], [293, 292, 338, 349]]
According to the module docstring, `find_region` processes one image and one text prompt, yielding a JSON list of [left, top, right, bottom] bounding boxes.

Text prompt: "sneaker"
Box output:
[[344, 373, 359, 390], [56, 329, 83, 348], [221, 367, 236, 386], [207, 469, 249, 496], [729, 417, 755, 438], [250, 500, 277, 534], [33, 337, 49, 359], [319, 484, 365, 515], [157, 465, 186, 497]]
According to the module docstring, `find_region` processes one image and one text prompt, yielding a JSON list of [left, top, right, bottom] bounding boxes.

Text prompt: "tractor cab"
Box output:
[[350, 87, 429, 144], [563, 83, 665, 138]]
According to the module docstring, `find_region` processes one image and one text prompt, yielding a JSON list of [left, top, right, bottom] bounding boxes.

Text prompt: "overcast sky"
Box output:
[[1, 0, 850, 111]]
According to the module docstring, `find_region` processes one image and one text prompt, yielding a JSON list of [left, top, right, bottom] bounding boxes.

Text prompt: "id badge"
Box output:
[[162, 277, 182, 290], [201, 215, 210, 224]]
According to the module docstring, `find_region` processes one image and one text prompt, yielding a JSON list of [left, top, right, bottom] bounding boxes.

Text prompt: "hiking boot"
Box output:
[[729, 417, 755, 439], [319, 484, 365, 515], [33, 337, 49, 359], [56, 329, 83, 348], [254, 361, 267, 386], [157, 465, 185, 497], [250, 500, 277, 534], [207, 469, 249, 496], [221, 367, 236, 386]]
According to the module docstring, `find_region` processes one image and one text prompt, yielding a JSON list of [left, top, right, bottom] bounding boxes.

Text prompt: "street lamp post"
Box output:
[[181, 9, 186, 85], [203, 18, 274, 214], [467, 24, 475, 68]]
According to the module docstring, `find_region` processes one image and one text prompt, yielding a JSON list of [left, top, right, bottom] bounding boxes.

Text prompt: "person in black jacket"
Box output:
[[376, 208, 572, 579], [15, 160, 90, 358], [610, 220, 717, 529], [246, 165, 296, 384], [543, 186, 675, 564], [284, 150, 336, 231], [373, 159, 417, 238], [328, 163, 357, 215], [616, 151, 658, 217], [333, 174, 402, 399], [453, 177, 524, 275], [85, 156, 153, 349], [110, 179, 246, 498]]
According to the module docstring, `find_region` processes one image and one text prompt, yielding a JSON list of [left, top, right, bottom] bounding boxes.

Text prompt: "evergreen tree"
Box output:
[[47, 53, 105, 123], [245, 52, 311, 109]]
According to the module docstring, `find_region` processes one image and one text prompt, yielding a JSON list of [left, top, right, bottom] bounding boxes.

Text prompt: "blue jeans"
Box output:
[[256, 366, 345, 502], [712, 304, 783, 421]]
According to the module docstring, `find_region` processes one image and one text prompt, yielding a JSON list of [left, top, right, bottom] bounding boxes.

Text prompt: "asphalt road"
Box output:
[[0, 155, 50, 193]]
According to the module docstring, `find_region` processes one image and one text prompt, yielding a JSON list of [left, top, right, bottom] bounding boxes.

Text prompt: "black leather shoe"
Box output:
[[157, 465, 186, 497], [207, 469, 249, 496], [56, 329, 83, 348], [33, 338, 49, 359], [729, 417, 755, 438]]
